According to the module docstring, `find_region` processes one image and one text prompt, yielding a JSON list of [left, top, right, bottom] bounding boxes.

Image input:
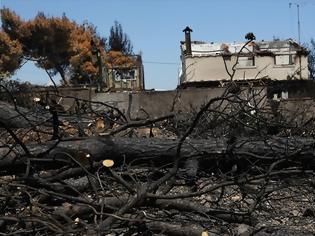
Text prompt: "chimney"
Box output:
[[183, 26, 193, 56]]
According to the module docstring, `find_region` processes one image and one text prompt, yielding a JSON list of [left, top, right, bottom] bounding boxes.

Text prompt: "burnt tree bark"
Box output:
[[0, 101, 48, 128], [1, 136, 315, 170]]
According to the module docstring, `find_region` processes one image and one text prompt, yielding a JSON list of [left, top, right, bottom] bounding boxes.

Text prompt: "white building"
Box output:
[[180, 28, 309, 87]]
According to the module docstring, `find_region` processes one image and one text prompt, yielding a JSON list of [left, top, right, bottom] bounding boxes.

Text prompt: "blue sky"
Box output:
[[1, 0, 315, 90]]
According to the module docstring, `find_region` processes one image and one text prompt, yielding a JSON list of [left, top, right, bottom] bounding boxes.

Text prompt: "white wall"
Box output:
[[182, 54, 309, 83]]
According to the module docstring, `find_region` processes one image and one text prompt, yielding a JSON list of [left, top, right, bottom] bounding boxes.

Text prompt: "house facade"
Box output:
[[180, 28, 309, 87], [106, 53, 145, 91]]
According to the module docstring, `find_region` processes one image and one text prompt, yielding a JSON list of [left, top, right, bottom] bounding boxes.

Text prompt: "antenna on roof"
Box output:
[[289, 2, 301, 44]]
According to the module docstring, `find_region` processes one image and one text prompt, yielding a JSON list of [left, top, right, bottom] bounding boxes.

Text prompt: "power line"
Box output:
[[143, 61, 179, 65]]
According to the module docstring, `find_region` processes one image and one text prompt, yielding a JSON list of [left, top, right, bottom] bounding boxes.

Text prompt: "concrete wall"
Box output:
[[0, 87, 95, 111], [1, 86, 233, 119], [93, 88, 228, 119], [182, 54, 309, 83], [4, 84, 315, 125], [93, 87, 267, 120]]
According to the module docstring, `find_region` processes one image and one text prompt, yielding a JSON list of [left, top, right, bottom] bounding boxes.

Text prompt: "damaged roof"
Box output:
[[181, 39, 308, 57]]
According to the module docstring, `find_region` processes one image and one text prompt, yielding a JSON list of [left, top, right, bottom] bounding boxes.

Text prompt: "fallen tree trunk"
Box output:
[[1, 136, 315, 170], [0, 101, 48, 128], [51, 197, 251, 225]]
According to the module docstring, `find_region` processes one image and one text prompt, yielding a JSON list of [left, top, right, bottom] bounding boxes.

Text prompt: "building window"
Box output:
[[237, 56, 255, 67], [275, 55, 293, 66], [113, 69, 136, 81], [272, 91, 289, 101]]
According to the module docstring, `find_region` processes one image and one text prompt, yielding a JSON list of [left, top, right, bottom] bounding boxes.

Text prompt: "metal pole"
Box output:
[[297, 4, 301, 44], [289, 3, 301, 44], [297, 4, 302, 79]]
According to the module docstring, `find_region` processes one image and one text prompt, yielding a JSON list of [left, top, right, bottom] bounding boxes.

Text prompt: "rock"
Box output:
[[291, 209, 300, 216], [236, 224, 252, 236]]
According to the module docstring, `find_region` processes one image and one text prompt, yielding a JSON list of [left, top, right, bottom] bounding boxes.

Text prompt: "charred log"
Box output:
[[1, 136, 315, 172]]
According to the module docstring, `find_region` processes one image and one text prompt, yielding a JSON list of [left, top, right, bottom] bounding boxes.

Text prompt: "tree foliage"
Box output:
[[308, 39, 315, 79], [0, 8, 23, 41], [0, 9, 137, 85], [0, 9, 23, 77], [106, 51, 134, 68], [21, 13, 76, 83], [0, 8, 104, 84], [107, 21, 133, 55], [69, 24, 105, 84], [0, 31, 22, 77]]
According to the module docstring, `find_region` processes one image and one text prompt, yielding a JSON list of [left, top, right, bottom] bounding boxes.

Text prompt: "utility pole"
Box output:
[[289, 2, 301, 44], [91, 39, 104, 92]]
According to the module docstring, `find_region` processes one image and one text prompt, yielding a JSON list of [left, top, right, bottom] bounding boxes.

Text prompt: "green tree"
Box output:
[[107, 21, 133, 55]]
